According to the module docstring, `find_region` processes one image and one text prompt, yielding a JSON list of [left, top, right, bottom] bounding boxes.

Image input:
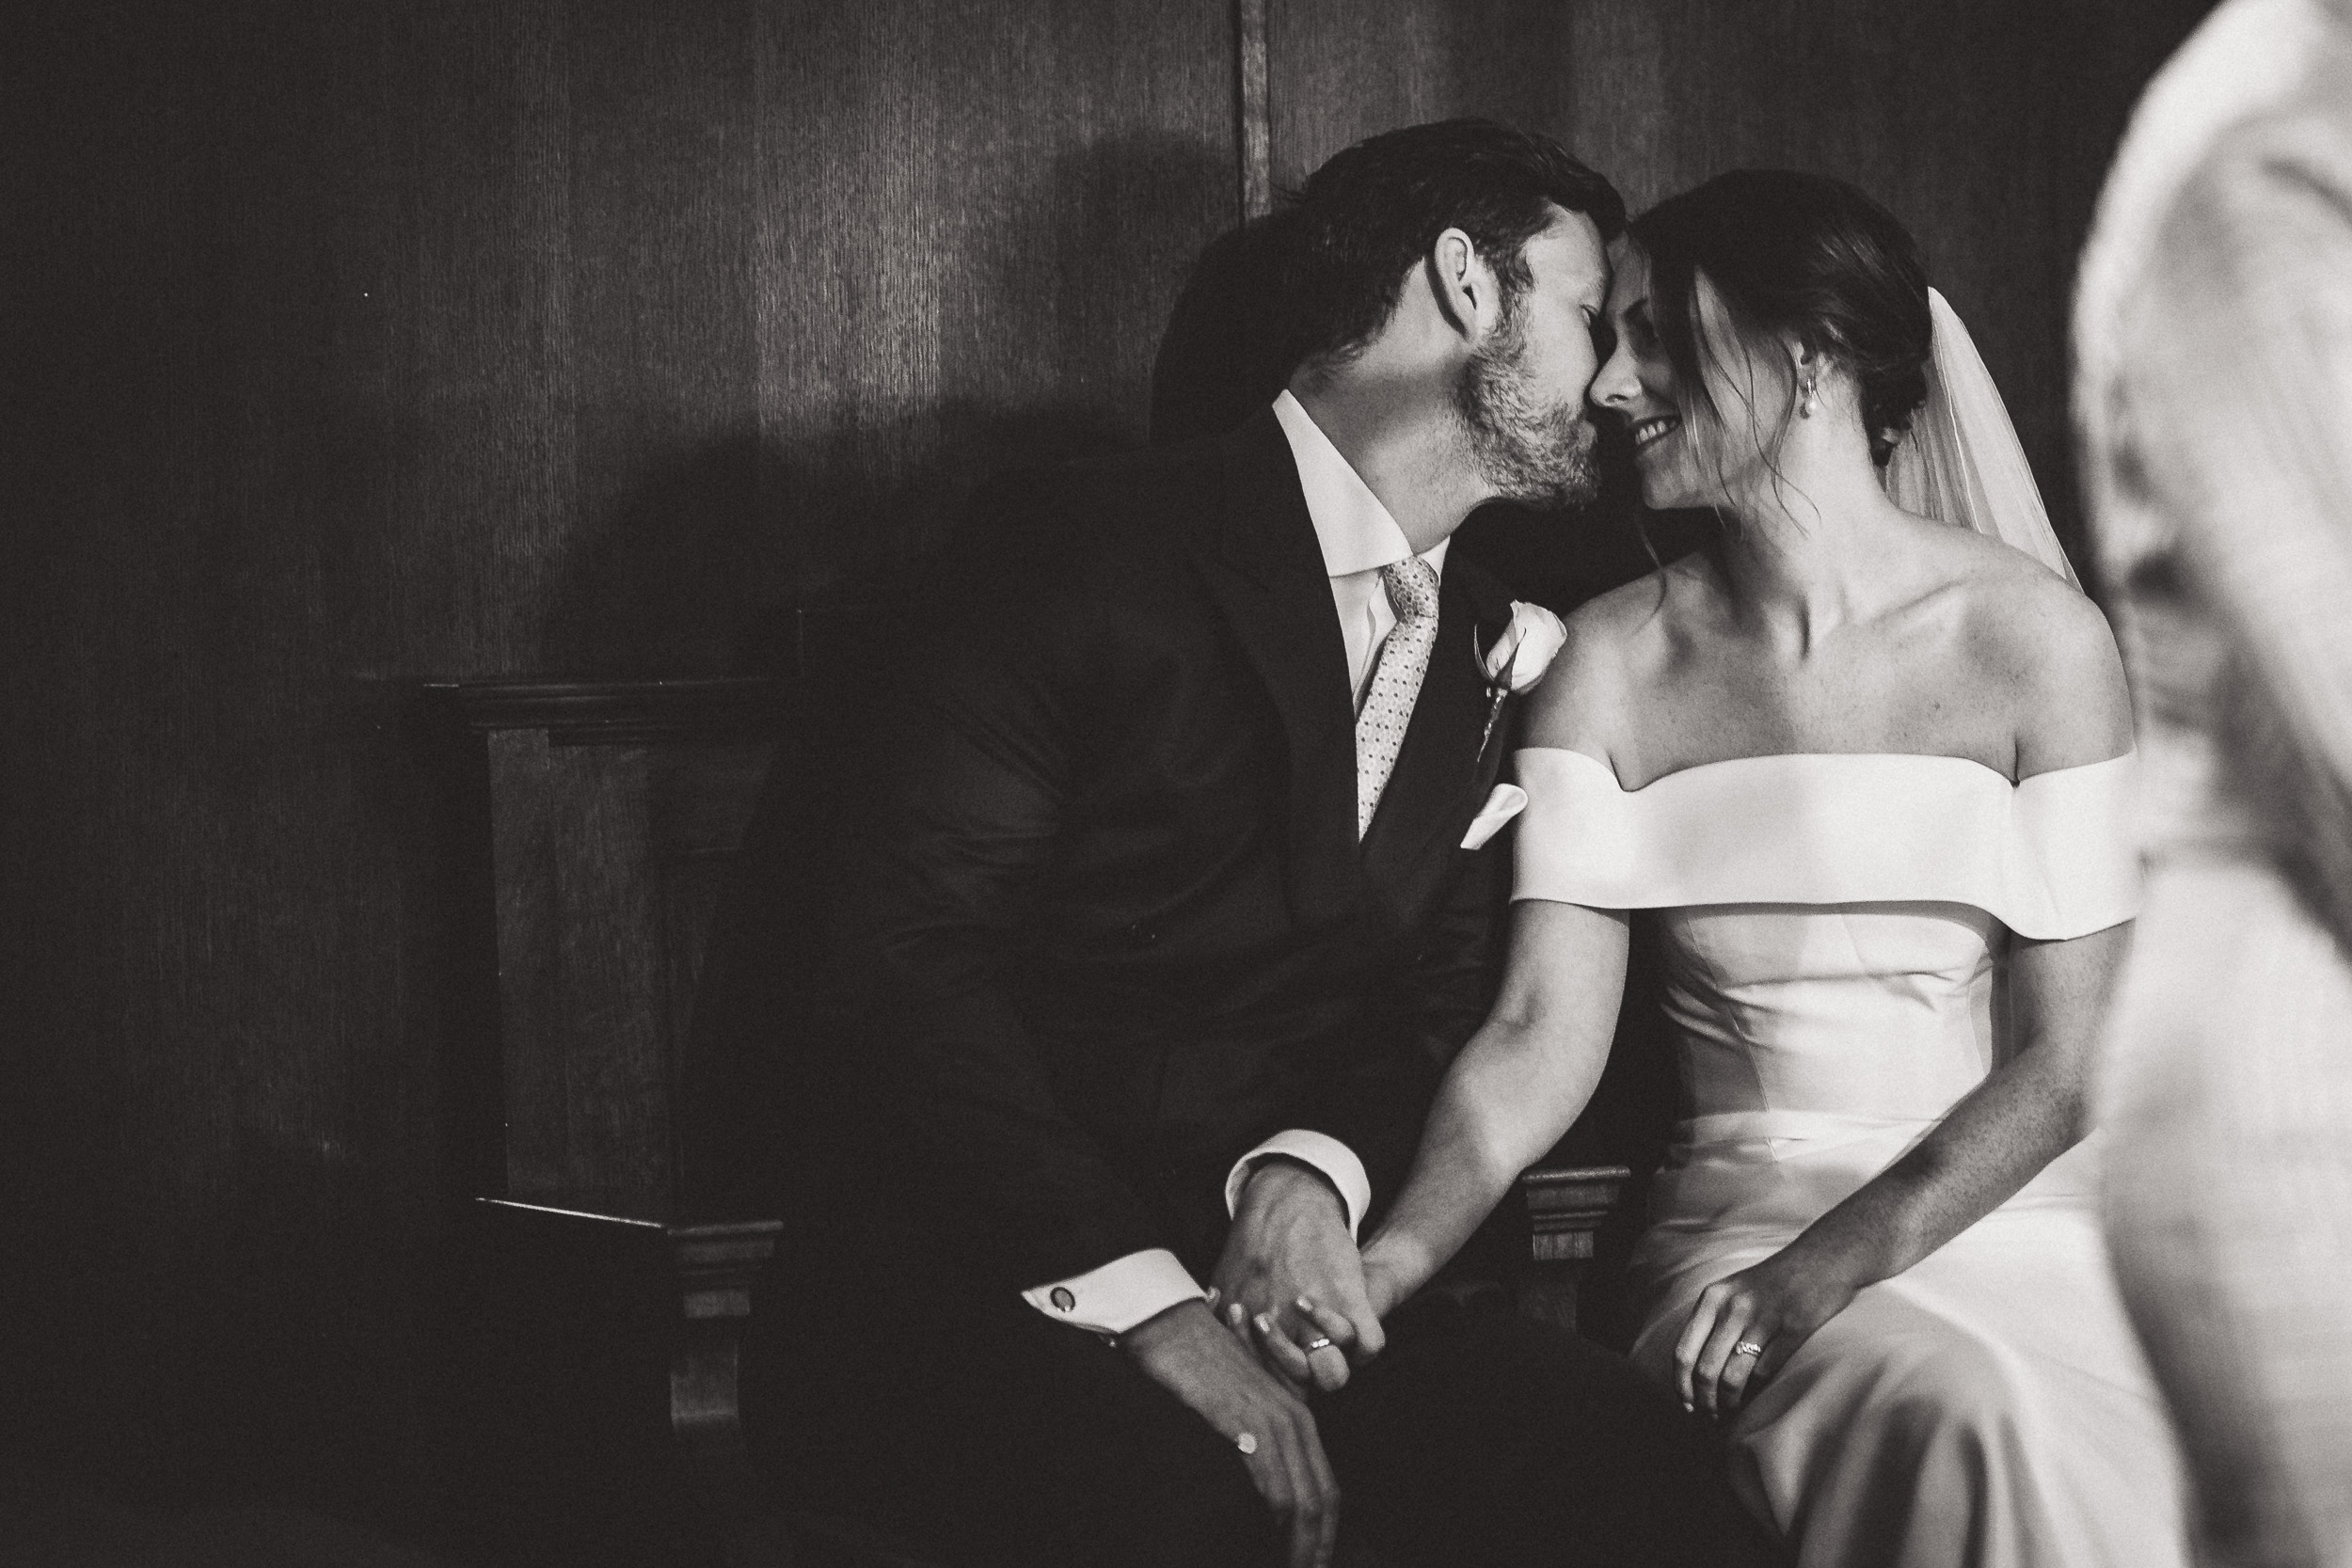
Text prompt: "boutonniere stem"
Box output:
[[1475, 632, 1517, 762], [1471, 601, 1566, 768]]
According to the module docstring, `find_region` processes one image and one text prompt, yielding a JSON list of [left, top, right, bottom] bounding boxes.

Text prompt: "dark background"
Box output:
[[3, 0, 2217, 1542]]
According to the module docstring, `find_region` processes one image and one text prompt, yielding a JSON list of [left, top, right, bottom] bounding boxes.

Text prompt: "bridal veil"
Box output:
[[1883, 288, 2082, 588]]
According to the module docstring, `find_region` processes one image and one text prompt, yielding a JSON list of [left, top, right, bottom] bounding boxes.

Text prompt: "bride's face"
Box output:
[[1591, 245, 1794, 513]]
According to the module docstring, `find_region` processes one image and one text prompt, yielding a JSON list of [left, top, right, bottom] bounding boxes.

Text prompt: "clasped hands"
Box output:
[[1208, 1156, 1396, 1396], [1115, 1158, 1399, 1568]]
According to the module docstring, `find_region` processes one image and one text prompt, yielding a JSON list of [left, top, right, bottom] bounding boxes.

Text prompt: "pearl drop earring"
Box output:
[[1800, 376, 1819, 418]]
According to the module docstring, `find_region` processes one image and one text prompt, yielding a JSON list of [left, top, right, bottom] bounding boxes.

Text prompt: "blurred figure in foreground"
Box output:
[[2076, 1, 2352, 1563]]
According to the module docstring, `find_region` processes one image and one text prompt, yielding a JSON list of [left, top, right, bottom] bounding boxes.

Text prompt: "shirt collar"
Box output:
[[1271, 389, 1449, 580]]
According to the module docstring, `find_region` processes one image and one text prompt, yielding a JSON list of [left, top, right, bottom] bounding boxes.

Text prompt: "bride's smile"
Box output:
[[1629, 412, 1680, 451]]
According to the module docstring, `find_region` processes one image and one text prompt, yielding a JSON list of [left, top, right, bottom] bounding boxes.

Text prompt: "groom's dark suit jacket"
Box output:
[[810, 407, 1524, 1292]]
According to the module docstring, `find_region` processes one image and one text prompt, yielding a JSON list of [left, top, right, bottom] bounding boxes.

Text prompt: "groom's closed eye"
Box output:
[[1581, 303, 1618, 361], [1590, 320, 1617, 364]]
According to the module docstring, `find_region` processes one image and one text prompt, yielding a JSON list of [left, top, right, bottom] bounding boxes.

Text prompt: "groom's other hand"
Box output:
[[1120, 1300, 1342, 1568], [1213, 1159, 1386, 1393]]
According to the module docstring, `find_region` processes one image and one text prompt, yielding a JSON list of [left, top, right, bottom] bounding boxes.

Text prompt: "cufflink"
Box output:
[[1049, 1287, 1076, 1312]]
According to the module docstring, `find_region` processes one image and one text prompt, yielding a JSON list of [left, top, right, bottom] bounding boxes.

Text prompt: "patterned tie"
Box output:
[[1355, 558, 1441, 838]]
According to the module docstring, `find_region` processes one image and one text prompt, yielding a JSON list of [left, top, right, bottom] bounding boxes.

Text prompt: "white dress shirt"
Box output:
[[1022, 390, 1445, 1336]]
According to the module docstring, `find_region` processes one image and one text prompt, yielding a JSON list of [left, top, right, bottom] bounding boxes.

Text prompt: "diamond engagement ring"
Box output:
[[1302, 1336, 1337, 1354], [1731, 1340, 1766, 1358]]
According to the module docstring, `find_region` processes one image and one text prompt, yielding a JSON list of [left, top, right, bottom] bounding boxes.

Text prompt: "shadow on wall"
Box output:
[[537, 130, 1234, 679]]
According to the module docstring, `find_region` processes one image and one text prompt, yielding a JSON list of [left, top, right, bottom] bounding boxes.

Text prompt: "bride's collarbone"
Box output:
[[1595, 560, 2054, 784], [1622, 652, 2021, 786]]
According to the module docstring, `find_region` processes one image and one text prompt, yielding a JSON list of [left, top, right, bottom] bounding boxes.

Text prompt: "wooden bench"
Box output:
[[424, 669, 1635, 1567], [422, 675, 798, 1566]]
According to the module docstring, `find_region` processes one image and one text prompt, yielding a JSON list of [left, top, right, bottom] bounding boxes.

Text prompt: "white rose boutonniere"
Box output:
[[1473, 600, 1567, 761], [1482, 600, 1567, 694]]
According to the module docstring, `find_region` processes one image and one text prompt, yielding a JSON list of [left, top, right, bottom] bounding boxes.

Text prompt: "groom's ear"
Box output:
[[1422, 227, 1498, 341]]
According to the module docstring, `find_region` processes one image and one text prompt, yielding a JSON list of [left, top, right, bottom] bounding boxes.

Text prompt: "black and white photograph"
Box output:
[[8, 2, 2350, 1565]]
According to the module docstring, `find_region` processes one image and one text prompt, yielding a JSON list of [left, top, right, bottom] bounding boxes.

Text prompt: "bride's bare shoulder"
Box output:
[[1892, 515, 2079, 633], [1522, 555, 1707, 752], [1921, 530, 2134, 770], [1922, 527, 2099, 653]]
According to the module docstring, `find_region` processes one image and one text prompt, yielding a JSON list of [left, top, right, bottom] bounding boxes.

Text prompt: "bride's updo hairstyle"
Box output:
[[1632, 169, 1931, 468]]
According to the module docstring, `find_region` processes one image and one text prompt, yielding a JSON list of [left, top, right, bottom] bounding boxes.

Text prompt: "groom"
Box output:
[[747, 121, 1766, 1567]]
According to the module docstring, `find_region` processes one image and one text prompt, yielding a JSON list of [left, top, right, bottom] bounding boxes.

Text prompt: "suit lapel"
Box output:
[[1192, 409, 1361, 928], [1359, 569, 1513, 901]]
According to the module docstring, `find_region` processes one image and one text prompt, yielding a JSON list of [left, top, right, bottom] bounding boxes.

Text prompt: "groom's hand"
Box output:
[[1120, 1300, 1342, 1568], [1211, 1159, 1386, 1394]]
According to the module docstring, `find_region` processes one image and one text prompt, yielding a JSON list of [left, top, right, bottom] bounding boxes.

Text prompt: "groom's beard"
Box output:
[[1454, 304, 1600, 509]]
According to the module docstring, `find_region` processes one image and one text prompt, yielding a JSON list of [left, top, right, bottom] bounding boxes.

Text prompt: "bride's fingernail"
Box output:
[[1295, 1295, 1318, 1313], [1253, 1312, 1275, 1334]]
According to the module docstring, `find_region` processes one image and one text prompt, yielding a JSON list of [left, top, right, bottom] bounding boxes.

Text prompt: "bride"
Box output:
[[1330, 171, 2190, 1565]]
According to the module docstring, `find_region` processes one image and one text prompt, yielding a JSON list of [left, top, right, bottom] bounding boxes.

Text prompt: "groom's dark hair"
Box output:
[[1283, 119, 1623, 375]]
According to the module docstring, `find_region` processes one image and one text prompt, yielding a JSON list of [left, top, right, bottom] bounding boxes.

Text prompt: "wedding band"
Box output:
[[1731, 1340, 1766, 1359], [1234, 1432, 1258, 1455], [1302, 1336, 1337, 1354]]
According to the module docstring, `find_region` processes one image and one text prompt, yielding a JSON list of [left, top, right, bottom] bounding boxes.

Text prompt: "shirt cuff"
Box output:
[[1021, 1249, 1205, 1337], [1223, 1130, 1372, 1240]]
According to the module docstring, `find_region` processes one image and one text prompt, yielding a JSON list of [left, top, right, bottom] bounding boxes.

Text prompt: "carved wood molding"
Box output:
[[1520, 1163, 1633, 1265], [423, 677, 786, 747], [1234, 0, 1271, 219], [1516, 1163, 1633, 1337]]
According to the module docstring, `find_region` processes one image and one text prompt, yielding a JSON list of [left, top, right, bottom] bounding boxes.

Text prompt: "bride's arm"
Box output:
[[1683, 579, 2137, 1419], [1356, 897, 1629, 1318], [1679, 922, 2128, 1418], [1350, 589, 1647, 1320]]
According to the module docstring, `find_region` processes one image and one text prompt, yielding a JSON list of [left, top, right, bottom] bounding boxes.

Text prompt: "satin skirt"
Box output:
[[1626, 1111, 2188, 1568]]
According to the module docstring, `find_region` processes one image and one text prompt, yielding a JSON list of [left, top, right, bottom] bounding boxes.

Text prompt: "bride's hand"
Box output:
[[1359, 1248, 1412, 1322], [1675, 1247, 1861, 1420], [1231, 1241, 1424, 1397], [1356, 1231, 1436, 1324]]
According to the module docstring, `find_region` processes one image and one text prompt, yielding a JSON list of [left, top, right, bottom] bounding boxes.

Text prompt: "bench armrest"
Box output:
[[1515, 1164, 1633, 1336]]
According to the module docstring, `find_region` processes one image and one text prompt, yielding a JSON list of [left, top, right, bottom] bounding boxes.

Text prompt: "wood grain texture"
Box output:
[[1238, 0, 1275, 217], [742, 0, 1237, 601], [0, 0, 2216, 1529], [483, 727, 773, 1219]]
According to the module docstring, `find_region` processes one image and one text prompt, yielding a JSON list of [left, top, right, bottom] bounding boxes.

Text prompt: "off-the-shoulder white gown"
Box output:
[[1513, 747, 2188, 1568]]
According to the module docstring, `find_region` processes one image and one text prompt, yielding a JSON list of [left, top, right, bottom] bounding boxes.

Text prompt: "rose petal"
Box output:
[[1499, 602, 1567, 692]]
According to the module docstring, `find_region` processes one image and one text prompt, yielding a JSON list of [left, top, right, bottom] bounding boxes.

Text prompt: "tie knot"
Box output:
[[1380, 557, 1439, 621]]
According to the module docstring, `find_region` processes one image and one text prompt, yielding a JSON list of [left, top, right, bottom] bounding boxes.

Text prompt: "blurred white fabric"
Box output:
[[2077, 2, 2352, 1564]]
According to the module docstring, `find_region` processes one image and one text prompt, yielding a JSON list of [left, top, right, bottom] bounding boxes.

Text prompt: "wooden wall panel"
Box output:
[[1268, 0, 1580, 191], [737, 0, 1238, 601]]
